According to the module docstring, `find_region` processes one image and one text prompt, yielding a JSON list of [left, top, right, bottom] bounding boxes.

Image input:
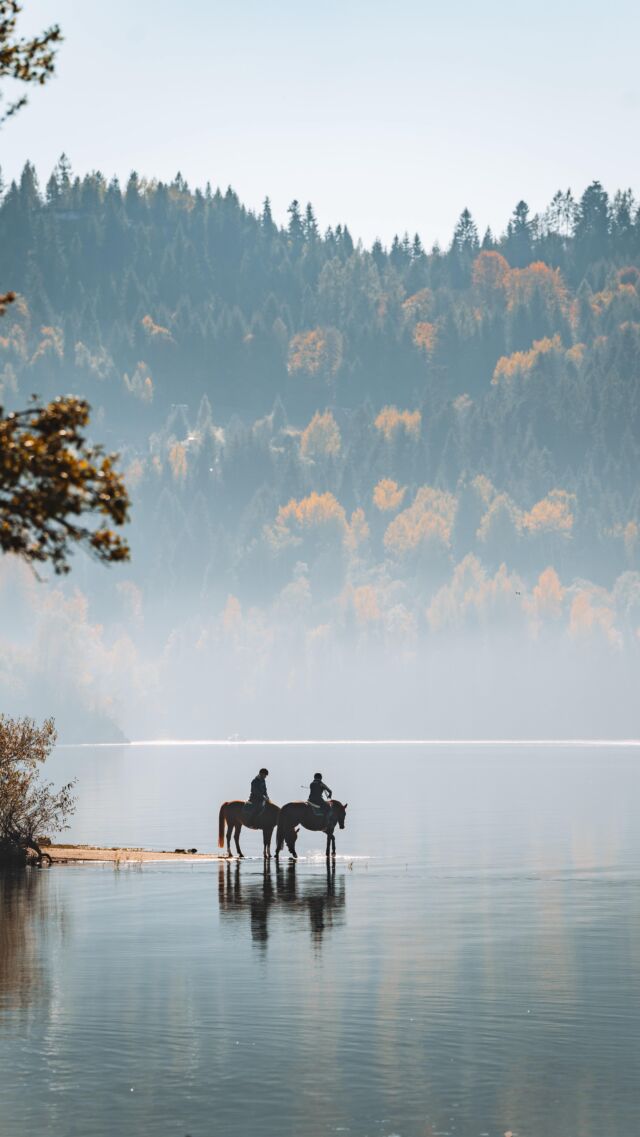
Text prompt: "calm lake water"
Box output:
[[1, 742, 640, 1137]]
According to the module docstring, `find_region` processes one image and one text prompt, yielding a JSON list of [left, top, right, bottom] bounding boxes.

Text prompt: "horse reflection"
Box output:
[[218, 860, 345, 949]]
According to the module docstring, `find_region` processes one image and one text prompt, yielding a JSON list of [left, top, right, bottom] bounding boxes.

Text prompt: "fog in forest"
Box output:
[[1, 165, 638, 741]]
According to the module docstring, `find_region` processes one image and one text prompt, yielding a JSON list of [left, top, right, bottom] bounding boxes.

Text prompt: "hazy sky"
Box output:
[[3, 0, 639, 246]]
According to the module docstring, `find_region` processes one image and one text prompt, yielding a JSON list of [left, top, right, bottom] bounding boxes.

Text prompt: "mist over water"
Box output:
[[1, 544, 638, 742]]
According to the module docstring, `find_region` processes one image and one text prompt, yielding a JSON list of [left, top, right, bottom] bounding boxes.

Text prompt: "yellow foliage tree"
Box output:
[[373, 478, 406, 512], [471, 251, 510, 303], [427, 555, 523, 631], [374, 406, 422, 442], [531, 566, 564, 618], [506, 261, 568, 313], [287, 327, 343, 377], [523, 490, 574, 535], [300, 410, 341, 459], [384, 486, 455, 556], [492, 336, 563, 384], [413, 322, 437, 353], [268, 491, 348, 550]]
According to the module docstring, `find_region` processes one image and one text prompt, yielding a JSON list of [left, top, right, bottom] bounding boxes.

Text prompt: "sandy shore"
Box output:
[[49, 844, 223, 864]]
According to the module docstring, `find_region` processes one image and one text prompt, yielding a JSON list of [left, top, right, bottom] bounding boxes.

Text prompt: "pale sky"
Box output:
[[2, 0, 639, 247]]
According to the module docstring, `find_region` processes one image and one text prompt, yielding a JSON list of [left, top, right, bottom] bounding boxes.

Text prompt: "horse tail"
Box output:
[[275, 805, 289, 854], [218, 803, 226, 848]]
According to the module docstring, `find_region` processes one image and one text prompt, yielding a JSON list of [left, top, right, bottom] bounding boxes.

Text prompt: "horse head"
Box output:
[[332, 800, 348, 830], [286, 826, 300, 856]]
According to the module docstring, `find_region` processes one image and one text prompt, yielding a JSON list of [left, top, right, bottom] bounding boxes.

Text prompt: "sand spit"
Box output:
[[49, 844, 223, 864]]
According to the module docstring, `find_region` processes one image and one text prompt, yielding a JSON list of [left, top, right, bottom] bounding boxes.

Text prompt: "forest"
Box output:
[[1, 161, 639, 739]]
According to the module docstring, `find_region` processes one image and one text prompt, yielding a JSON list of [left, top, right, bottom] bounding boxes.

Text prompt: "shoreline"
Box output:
[[49, 844, 223, 864]]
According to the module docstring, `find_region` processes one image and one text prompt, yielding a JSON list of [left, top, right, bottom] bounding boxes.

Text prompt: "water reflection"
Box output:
[[218, 860, 345, 949], [0, 870, 48, 1011]]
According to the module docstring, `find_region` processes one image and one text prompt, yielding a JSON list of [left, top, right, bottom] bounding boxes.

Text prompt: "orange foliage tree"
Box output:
[[427, 555, 523, 631], [268, 491, 348, 551], [523, 490, 575, 535], [374, 406, 422, 442], [402, 288, 434, 322], [413, 321, 437, 353], [384, 486, 455, 557], [471, 251, 510, 304], [373, 478, 406, 512], [530, 566, 565, 618], [287, 327, 343, 378], [492, 335, 564, 384], [506, 261, 569, 314], [300, 410, 341, 459]]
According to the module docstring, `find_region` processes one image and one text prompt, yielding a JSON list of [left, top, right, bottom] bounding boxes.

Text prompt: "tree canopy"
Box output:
[[0, 396, 130, 573]]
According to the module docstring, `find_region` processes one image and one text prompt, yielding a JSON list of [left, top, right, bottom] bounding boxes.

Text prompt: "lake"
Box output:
[[1, 742, 639, 1136]]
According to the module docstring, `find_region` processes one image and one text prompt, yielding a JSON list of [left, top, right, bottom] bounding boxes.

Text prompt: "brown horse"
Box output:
[[218, 801, 280, 858], [275, 800, 348, 860]]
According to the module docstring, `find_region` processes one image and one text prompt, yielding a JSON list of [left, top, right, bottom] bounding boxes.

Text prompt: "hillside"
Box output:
[[1, 163, 639, 738]]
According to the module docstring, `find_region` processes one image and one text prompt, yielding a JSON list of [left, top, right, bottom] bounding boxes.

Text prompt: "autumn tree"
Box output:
[[0, 715, 75, 864], [373, 478, 406, 512], [0, 7, 130, 574], [300, 410, 341, 459], [0, 397, 130, 573], [471, 251, 510, 307]]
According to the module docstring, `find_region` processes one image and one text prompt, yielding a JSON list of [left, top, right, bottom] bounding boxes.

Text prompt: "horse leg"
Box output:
[[332, 832, 336, 858], [226, 818, 233, 858], [287, 827, 298, 860], [325, 830, 331, 858], [273, 823, 286, 855], [263, 825, 273, 859], [234, 824, 244, 858]]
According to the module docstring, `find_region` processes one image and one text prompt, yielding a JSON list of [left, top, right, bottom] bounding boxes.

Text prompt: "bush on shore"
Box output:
[[0, 715, 75, 865]]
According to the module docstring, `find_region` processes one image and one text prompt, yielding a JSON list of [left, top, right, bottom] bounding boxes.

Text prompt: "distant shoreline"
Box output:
[[55, 738, 640, 749]]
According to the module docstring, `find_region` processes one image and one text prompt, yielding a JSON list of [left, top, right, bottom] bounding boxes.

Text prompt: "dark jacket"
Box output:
[[250, 775, 268, 803], [308, 779, 332, 807]]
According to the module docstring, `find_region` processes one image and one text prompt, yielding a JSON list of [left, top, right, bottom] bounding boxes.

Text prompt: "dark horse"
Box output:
[[275, 800, 348, 860], [218, 801, 280, 858]]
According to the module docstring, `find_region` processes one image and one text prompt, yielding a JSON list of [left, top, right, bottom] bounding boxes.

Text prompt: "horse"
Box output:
[[275, 800, 348, 860], [218, 800, 280, 859]]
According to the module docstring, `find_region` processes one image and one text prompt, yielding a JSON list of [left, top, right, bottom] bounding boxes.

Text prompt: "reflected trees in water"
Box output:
[[0, 870, 58, 1011], [218, 861, 345, 949]]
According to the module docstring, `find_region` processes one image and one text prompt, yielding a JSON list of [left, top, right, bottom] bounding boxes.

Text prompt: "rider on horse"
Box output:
[[249, 767, 269, 821], [308, 772, 332, 824]]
